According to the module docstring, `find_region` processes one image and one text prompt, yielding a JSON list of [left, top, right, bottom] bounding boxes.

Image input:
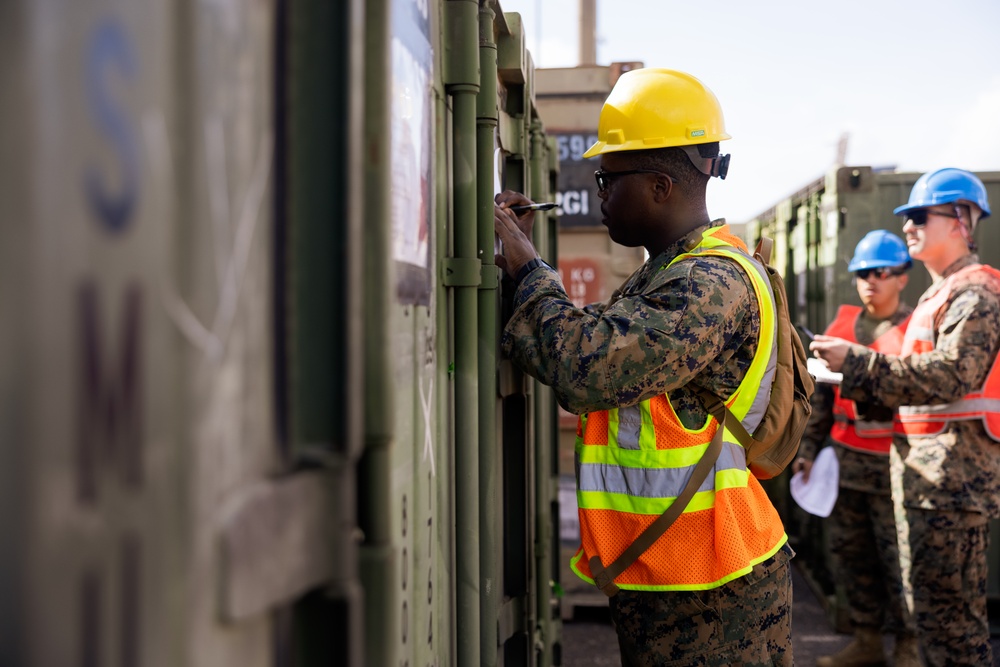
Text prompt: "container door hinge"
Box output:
[[479, 264, 500, 290], [441, 257, 482, 287]]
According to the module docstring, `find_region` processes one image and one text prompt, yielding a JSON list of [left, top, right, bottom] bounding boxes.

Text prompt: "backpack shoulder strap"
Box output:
[[755, 237, 773, 265]]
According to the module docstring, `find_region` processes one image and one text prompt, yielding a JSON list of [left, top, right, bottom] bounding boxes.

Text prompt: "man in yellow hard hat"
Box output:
[[494, 68, 793, 666]]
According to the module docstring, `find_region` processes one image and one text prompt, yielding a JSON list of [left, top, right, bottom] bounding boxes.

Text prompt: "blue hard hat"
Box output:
[[848, 230, 911, 272], [893, 168, 991, 219]]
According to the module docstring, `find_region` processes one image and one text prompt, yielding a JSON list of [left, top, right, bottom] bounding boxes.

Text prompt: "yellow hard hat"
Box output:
[[582, 68, 731, 159]]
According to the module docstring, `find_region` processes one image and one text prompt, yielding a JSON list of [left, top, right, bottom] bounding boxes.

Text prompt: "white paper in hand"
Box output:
[[790, 446, 839, 517], [807, 357, 843, 385]]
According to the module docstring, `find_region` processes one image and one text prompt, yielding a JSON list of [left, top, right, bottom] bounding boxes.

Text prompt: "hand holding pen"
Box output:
[[495, 191, 550, 279], [494, 192, 556, 240], [510, 202, 558, 213]]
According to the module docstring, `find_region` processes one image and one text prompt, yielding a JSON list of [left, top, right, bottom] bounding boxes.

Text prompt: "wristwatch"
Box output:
[[515, 257, 549, 286]]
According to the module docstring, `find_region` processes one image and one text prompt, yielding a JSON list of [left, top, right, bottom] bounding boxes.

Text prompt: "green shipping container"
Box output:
[[0, 1, 562, 666]]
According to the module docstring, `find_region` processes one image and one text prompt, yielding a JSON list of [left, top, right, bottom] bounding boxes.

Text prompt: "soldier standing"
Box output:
[[812, 168, 999, 667], [493, 68, 793, 666], [793, 230, 920, 666]]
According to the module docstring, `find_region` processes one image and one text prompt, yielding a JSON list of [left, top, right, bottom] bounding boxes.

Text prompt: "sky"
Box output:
[[499, 0, 1000, 223]]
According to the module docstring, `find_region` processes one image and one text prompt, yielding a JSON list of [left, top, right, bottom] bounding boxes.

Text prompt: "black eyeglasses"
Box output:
[[905, 209, 960, 227], [855, 267, 906, 281], [594, 169, 675, 193]]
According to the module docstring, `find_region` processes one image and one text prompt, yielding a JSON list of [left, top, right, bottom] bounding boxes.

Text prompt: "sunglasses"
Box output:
[[905, 209, 960, 227], [594, 168, 675, 193], [855, 267, 906, 281]]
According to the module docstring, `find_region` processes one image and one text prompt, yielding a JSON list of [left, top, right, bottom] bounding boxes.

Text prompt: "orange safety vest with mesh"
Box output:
[[570, 226, 787, 592], [895, 264, 1000, 440], [824, 305, 909, 454]]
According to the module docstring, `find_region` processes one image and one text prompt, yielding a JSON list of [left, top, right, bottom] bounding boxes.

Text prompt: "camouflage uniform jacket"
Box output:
[[501, 221, 762, 431], [839, 254, 1000, 517], [798, 303, 912, 494]]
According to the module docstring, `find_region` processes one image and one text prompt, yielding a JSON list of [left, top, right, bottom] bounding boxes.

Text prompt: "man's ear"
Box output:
[[652, 174, 673, 202]]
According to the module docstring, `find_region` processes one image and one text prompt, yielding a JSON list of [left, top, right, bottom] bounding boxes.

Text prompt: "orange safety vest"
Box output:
[[824, 305, 909, 454], [570, 226, 787, 592], [895, 264, 1000, 440]]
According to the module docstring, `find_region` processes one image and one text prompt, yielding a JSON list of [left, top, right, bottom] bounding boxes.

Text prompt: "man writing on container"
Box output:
[[811, 168, 999, 666], [494, 68, 793, 666]]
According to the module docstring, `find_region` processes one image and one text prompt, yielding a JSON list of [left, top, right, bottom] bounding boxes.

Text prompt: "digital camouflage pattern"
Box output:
[[502, 221, 792, 665], [798, 305, 915, 639], [609, 545, 793, 666], [502, 221, 761, 427], [892, 506, 990, 666], [839, 253, 1000, 666], [826, 487, 911, 635]]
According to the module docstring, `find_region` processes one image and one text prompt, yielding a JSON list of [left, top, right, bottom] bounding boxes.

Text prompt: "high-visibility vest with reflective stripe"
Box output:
[[824, 304, 909, 454], [570, 226, 787, 592], [895, 264, 1000, 440]]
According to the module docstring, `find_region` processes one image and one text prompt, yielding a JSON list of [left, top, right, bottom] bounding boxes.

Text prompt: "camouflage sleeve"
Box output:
[[797, 382, 835, 461], [840, 285, 1000, 407], [500, 256, 753, 415], [581, 301, 609, 317]]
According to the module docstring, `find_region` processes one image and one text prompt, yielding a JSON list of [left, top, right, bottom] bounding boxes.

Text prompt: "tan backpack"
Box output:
[[589, 237, 815, 597], [699, 237, 816, 479]]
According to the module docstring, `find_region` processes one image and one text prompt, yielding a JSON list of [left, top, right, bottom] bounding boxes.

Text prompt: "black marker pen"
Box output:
[[510, 202, 558, 213]]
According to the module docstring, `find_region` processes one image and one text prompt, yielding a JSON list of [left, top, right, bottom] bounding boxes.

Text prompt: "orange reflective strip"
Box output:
[[707, 228, 748, 252], [897, 268, 1000, 440], [832, 388, 859, 422], [823, 305, 861, 341], [870, 319, 909, 353], [829, 421, 892, 454], [581, 411, 609, 446], [648, 395, 716, 449], [895, 420, 946, 437]]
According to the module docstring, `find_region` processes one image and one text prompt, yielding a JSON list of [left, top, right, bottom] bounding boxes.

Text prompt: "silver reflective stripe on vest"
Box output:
[[616, 404, 643, 450], [907, 325, 934, 344], [854, 419, 895, 434], [899, 398, 1000, 418], [732, 252, 776, 434], [577, 441, 747, 497]]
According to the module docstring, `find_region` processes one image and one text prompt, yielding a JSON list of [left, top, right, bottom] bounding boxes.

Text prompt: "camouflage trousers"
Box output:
[[827, 486, 912, 636], [608, 543, 793, 666], [895, 507, 992, 667]]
